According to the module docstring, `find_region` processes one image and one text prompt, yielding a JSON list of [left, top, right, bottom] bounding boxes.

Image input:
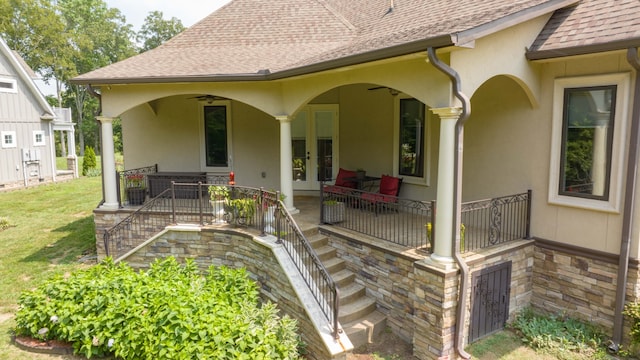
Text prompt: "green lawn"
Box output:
[[0, 176, 101, 359]]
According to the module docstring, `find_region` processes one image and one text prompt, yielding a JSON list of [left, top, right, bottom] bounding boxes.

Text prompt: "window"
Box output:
[[1, 131, 16, 148], [549, 73, 630, 212], [33, 130, 45, 146], [398, 98, 426, 178], [0, 78, 17, 93], [202, 103, 231, 168]]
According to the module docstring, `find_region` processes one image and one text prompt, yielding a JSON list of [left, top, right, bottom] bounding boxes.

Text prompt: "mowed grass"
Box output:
[[0, 176, 102, 359]]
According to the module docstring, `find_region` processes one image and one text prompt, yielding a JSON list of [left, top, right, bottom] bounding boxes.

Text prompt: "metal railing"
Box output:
[[116, 164, 158, 206], [104, 183, 340, 339], [320, 182, 435, 249], [460, 190, 531, 253], [320, 183, 531, 253]]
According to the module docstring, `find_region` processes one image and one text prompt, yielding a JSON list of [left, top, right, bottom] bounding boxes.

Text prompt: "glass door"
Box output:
[[292, 105, 338, 190]]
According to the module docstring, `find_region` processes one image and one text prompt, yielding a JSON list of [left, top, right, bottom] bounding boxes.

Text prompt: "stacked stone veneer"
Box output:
[[532, 240, 640, 336], [118, 226, 344, 360], [321, 228, 534, 359]]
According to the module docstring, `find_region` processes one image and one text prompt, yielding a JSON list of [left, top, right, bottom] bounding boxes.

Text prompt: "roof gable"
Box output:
[[0, 37, 54, 117], [528, 0, 640, 59]]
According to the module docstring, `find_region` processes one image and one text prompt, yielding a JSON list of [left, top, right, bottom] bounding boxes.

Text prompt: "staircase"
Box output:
[[307, 230, 387, 348]]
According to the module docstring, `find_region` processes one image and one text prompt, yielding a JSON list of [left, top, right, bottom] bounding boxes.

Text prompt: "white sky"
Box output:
[[37, 0, 232, 96]]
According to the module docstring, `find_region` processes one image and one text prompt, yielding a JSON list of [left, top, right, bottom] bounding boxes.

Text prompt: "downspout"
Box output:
[[611, 47, 640, 352], [427, 47, 472, 359]]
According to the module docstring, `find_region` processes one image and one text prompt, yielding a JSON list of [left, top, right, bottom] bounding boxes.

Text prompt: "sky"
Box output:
[[37, 0, 232, 96]]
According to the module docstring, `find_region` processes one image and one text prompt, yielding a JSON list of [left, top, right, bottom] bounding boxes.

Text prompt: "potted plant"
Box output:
[[208, 185, 229, 223], [226, 197, 257, 225], [125, 173, 146, 205], [323, 199, 345, 223]]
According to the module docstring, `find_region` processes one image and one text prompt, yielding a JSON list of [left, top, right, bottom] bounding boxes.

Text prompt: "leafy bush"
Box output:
[[623, 301, 640, 355], [14, 257, 301, 359], [81, 146, 97, 176], [510, 308, 607, 360]]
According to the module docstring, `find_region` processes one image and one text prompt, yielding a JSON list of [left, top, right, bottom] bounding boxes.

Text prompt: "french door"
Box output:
[[291, 105, 338, 191]]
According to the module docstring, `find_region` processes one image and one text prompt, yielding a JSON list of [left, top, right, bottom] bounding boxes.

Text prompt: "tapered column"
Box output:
[[97, 116, 119, 209], [277, 115, 298, 213], [431, 107, 463, 265]]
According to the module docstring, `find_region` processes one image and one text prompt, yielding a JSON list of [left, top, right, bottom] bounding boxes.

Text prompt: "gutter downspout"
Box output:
[[611, 47, 640, 352], [427, 47, 472, 360]]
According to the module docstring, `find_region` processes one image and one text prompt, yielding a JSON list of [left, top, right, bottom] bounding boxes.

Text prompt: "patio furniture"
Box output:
[[147, 172, 207, 198], [361, 175, 403, 214], [323, 168, 358, 195], [343, 175, 381, 191]]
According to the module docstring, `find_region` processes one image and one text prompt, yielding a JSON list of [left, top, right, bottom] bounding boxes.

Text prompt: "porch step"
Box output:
[[342, 310, 387, 348], [339, 296, 378, 324], [307, 230, 387, 348]]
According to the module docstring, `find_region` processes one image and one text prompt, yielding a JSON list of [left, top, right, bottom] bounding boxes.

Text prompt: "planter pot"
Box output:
[[323, 202, 345, 223], [210, 200, 226, 223], [126, 187, 146, 205], [264, 205, 276, 234]]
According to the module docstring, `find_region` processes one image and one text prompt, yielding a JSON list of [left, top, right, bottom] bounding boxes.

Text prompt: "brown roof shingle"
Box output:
[[73, 0, 577, 84], [528, 0, 640, 59]]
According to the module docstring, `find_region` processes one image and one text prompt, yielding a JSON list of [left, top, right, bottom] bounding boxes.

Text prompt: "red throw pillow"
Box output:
[[335, 168, 357, 188], [379, 175, 400, 196]]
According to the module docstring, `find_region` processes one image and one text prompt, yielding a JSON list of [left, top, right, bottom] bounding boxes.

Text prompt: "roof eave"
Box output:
[[71, 34, 456, 86], [526, 38, 640, 60]]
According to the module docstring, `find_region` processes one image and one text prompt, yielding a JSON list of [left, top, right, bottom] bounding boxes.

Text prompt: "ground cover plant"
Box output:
[[508, 308, 609, 360], [14, 257, 301, 359]]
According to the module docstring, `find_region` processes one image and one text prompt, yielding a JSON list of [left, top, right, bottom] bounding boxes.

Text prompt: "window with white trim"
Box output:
[[0, 78, 17, 93], [549, 73, 630, 212], [200, 101, 232, 170], [393, 96, 430, 185], [1, 131, 16, 148], [33, 130, 45, 146]]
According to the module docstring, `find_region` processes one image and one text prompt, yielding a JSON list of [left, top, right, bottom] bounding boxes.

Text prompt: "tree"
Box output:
[[56, 0, 136, 155], [82, 146, 96, 176], [0, 0, 73, 83], [136, 11, 185, 52]]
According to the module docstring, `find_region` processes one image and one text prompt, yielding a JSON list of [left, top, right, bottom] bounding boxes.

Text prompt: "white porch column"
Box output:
[[67, 127, 78, 178], [276, 115, 298, 214], [431, 107, 463, 265], [97, 116, 119, 209]]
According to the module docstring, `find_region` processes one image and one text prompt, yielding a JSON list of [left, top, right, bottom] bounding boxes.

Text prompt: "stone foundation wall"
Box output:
[[532, 241, 619, 331], [121, 226, 338, 360], [323, 228, 535, 360]]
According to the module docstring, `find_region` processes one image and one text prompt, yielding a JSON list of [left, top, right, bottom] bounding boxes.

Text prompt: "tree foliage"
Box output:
[[137, 10, 185, 53], [0, 0, 180, 155], [81, 146, 96, 176]]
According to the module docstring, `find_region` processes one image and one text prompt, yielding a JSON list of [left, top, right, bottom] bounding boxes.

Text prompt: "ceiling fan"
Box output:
[[187, 95, 227, 103], [367, 86, 400, 96]]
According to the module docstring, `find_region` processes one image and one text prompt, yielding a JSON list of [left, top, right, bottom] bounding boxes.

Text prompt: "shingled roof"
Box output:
[[528, 0, 640, 59], [73, 0, 576, 85]]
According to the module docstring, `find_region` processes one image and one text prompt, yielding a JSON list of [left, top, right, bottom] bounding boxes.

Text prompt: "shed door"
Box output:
[[469, 261, 512, 343]]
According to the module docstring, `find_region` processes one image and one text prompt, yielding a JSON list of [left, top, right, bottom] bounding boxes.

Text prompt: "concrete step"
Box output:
[[339, 296, 377, 324], [323, 257, 346, 274], [307, 233, 328, 249], [339, 282, 366, 305], [343, 310, 387, 348], [332, 269, 356, 288], [315, 245, 337, 262]]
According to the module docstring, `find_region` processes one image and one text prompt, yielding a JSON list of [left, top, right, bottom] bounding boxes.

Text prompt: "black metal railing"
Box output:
[[104, 183, 340, 339], [320, 183, 531, 253], [460, 190, 531, 253], [320, 182, 435, 249], [103, 187, 173, 258], [116, 164, 158, 206]]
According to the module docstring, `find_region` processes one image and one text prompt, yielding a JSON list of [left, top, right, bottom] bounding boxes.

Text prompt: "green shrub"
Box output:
[[14, 257, 301, 359], [81, 146, 97, 176], [510, 308, 607, 359]]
